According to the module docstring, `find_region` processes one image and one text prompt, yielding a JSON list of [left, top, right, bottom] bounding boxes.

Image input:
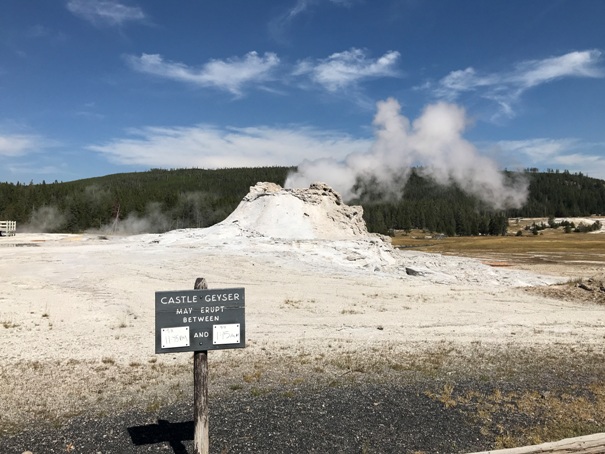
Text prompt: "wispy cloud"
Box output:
[[268, 0, 312, 43], [88, 124, 371, 169], [125, 52, 280, 97], [285, 0, 314, 21], [126, 48, 399, 99], [0, 133, 45, 157], [295, 48, 400, 92], [432, 50, 603, 119], [0, 133, 61, 181], [497, 138, 578, 161], [4, 163, 66, 180], [269, 0, 360, 43], [552, 152, 605, 178], [25, 25, 68, 43], [278, 0, 358, 21], [66, 0, 146, 27], [497, 137, 605, 178]]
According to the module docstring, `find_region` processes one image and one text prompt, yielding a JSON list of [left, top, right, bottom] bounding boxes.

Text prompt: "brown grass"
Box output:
[[443, 382, 605, 449], [391, 226, 605, 267]]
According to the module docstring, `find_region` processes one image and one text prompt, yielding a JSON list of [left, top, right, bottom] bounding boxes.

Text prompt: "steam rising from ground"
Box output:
[[20, 189, 221, 234], [286, 98, 528, 209], [106, 202, 172, 235], [22, 206, 67, 233]]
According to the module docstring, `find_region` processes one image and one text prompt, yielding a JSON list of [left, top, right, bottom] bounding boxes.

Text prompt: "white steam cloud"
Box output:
[[285, 98, 527, 209], [101, 202, 172, 235], [23, 206, 67, 233]]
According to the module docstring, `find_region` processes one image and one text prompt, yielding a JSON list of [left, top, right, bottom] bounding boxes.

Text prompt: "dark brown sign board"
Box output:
[[155, 288, 245, 354]]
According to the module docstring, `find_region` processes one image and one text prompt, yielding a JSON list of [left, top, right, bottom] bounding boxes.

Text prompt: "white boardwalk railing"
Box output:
[[0, 220, 16, 236]]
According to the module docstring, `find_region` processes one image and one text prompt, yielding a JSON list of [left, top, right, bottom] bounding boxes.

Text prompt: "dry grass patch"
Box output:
[[1, 320, 19, 329], [420, 345, 605, 449], [0, 358, 192, 436], [525, 276, 605, 305], [449, 383, 605, 449], [391, 228, 605, 267]]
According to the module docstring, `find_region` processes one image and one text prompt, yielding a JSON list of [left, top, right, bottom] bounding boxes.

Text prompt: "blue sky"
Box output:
[[1, 0, 605, 188]]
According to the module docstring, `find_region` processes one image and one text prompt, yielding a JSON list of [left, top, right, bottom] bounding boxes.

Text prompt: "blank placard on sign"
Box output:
[[161, 326, 190, 349], [213, 324, 240, 345]]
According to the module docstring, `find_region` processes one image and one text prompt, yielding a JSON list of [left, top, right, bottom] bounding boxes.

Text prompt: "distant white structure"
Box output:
[[0, 221, 16, 236]]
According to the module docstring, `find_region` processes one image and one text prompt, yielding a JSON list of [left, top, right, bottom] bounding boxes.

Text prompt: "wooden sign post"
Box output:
[[155, 278, 245, 454], [193, 277, 209, 454]]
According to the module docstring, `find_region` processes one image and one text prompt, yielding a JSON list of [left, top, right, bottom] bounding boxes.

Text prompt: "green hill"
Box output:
[[1, 167, 603, 235]]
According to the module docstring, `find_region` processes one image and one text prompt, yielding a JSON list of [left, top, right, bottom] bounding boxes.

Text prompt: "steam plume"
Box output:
[[285, 98, 527, 209], [23, 206, 67, 232]]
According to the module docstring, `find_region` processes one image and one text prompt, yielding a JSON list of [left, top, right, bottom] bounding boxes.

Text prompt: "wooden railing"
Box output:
[[0, 220, 16, 236], [468, 432, 605, 454]]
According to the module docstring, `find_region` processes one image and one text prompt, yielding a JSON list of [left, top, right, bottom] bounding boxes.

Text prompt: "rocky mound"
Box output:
[[220, 182, 369, 240], [153, 182, 559, 287]]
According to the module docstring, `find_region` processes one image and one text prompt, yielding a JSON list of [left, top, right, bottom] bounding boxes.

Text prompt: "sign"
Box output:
[[155, 288, 245, 354]]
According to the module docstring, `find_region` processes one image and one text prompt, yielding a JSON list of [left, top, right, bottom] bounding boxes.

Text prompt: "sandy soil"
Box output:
[[2, 231, 603, 366]]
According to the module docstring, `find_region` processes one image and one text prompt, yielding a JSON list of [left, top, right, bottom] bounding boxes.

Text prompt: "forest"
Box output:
[[1, 167, 604, 236]]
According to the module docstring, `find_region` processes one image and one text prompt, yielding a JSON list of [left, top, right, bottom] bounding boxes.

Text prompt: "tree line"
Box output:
[[1, 167, 603, 235], [358, 169, 605, 235]]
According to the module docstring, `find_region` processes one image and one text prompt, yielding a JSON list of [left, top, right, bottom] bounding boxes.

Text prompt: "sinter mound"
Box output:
[[220, 182, 369, 240], [157, 182, 558, 287]]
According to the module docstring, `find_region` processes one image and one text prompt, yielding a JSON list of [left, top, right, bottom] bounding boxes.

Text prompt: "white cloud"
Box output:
[[555, 152, 605, 168], [497, 138, 605, 179], [295, 48, 400, 92], [126, 52, 280, 96], [432, 50, 603, 118], [67, 0, 146, 26], [0, 134, 44, 157], [88, 124, 371, 169], [434, 68, 496, 100], [0, 133, 63, 182], [126, 48, 399, 99], [551, 152, 605, 179], [514, 51, 603, 88]]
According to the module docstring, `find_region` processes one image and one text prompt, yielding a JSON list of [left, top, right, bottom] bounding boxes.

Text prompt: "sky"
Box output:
[[1, 0, 605, 197]]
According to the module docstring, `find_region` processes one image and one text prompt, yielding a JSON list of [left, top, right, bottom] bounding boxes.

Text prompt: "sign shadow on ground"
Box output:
[[128, 419, 193, 454]]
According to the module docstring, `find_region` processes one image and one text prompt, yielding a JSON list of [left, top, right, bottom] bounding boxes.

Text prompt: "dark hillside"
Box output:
[[357, 169, 605, 235], [0, 167, 291, 233], [1, 167, 603, 235]]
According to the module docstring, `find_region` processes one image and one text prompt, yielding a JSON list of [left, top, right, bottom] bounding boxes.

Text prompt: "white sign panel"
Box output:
[[213, 324, 240, 345], [161, 326, 190, 349]]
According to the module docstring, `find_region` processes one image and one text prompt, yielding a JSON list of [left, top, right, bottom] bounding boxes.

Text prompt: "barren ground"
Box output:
[[1, 220, 604, 453]]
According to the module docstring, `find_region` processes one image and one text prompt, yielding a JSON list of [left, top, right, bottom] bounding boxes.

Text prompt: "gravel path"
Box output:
[[4, 358, 605, 454], [3, 382, 489, 454]]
